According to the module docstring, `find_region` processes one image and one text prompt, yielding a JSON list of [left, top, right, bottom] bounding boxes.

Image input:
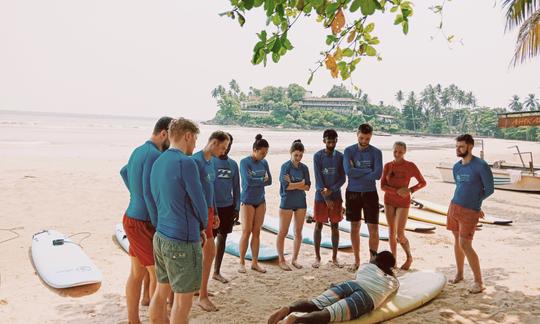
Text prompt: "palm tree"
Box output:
[[503, 0, 540, 64], [395, 90, 404, 110], [465, 91, 477, 108], [229, 79, 240, 94], [508, 95, 523, 111], [524, 93, 540, 110], [211, 85, 226, 98]]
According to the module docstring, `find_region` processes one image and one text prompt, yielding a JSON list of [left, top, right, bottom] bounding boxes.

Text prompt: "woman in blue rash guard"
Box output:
[[238, 134, 272, 274], [276, 139, 311, 271]]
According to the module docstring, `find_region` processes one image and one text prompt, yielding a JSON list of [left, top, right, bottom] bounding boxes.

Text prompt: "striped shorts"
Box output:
[[311, 280, 374, 322]]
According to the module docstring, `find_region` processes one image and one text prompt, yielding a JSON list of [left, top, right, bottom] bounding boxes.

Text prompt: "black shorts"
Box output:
[[345, 191, 379, 224], [214, 205, 236, 236]]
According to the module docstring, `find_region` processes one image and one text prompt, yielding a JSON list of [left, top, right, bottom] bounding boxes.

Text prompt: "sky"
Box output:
[[0, 1, 539, 120]]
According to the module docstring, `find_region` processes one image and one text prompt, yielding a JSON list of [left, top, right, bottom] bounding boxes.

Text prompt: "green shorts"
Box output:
[[153, 233, 202, 293]]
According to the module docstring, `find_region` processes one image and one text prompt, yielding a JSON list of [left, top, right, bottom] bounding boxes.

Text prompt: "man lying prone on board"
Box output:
[[268, 251, 399, 324]]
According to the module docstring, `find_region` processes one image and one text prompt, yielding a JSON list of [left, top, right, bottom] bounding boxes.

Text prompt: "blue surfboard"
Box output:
[[224, 232, 280, 261]]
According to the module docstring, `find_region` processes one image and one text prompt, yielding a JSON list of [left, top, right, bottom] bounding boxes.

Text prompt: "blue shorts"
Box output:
[[312, 280, 374, 322]]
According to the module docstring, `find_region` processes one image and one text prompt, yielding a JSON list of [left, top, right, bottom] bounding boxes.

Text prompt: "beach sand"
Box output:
[[1, 113, 540, 323]]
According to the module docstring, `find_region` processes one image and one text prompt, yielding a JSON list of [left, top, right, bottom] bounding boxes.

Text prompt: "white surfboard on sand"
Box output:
[[412, 198, 512, 225], [115, 223, 130, 253], [31, 230, 102, 289], [407, 208, 482, 228], [351, 271, 446, 323]]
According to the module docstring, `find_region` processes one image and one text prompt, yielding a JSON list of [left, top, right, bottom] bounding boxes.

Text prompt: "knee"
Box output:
[[315, 223, 324, 231], [251, 229, 261, 238], [397, 235, 408, 244]]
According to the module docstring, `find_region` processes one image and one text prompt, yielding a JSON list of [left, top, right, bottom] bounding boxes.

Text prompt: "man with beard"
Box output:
[[120, 116, 172, 324], [447, 134, 494, 294]]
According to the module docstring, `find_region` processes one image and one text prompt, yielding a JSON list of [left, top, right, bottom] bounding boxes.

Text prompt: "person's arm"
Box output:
[[120, 165, 129, 188], [280, 163, 300, 191], [303, 165, 311, 191], [240, 159, 264, 187], [313, 154, 326, 193], [329, 155, 346, 193], [232, 161, 241, 211], [343, 147, 369, 178], [183, 160, 208, 230], [264, 160, 272, 186], [410, 163, 427, 193], [480, 163, 495, 201], [380, 163, 397, 193], [143, 155, 159, 227], [361, 149, 383, 181]]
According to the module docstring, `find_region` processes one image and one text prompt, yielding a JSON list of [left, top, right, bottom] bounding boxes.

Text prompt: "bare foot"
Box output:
[[330, 259, 344, 268], [213, 273, 229, 284], [291, 260, 303, 269], [279, 262, 292, 271], [197, 297, 218, 312], [140, 295, 150, 306], [347, 263, 359, 273], [238, 264, 247, 274], [449, 274, 464, 284], [312, 259, 321, 269], [400, 257, 413, 270], [267, 306, 290, 324], [251, 264, 267, 273], [468, 282, 485, 294], [283, 314, 298, 324]]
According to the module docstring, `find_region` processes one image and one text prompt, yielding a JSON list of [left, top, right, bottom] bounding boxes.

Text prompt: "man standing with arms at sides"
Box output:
[[343, 123, 383, 272], [312, 129, 346, 269], [148, 118, 208, 324], [192, 131, 230, 312], [212, 133, 240, 284], [120, 116, 172, 324], [447, 134, 494, 294]]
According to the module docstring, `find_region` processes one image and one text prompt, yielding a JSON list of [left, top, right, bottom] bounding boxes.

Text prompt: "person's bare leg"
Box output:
[[145, 265, 157, 305], [396, 208, 412, 270], [283, 310, 331, 324], [349, 221, 361, 271], [213, 233, 229, 283], [149, 282, 171, 324], [278, 209, 293, 271], [385, 205, 398, 259], [141, 270, 150, 306], [459, 237, 484, 293], [450, 231, 465, 284], [312, 222, 323, 268], [126, 256, 146, 324], [268, 300, 320, 324], [170, 292, 194, 324], [251, 203, 267, 273], [330, 222, 342, 267], [198, 238, 217, 311], [291, 209, 306, 269], [367, 222, 379, 261], [239, 204, 254, 273]]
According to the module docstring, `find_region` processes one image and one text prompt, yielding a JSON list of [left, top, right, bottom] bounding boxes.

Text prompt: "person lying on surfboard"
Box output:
[[267, 251, 399, 324]]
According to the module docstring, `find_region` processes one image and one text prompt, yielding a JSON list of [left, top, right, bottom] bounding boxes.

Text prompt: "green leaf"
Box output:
[[272, 14, 281, 25], [311, 0, 324, 7], [272, 52, 281, 63], [360, 0, 377, 16], [307, 72, 314, 85], [238, 13, 246, 27], [365, 45, 376, 56], [265, 0, 275, 16], [365, 22, 375, 33], [326, 34, 338, 45], [276, 4, 285, 17], [279, 46, 287, 55], [401, 7, 412, 18], [283, 38, 294, 50], [350, 0, 362, 12], [369, 37, 380, 45], [342, 48, 354, 57], [271, 37, 282, 53], [254, 0, 265, 7], [258, 30, 267, 42], [303, 3, 313, 13], [402, 20, 409, 34], [326, 3, 340, 16], [351, 57, 361, 65], [390, 6, 398, 13], [243, 0, 254, 10], [394, 14, 404, 25]]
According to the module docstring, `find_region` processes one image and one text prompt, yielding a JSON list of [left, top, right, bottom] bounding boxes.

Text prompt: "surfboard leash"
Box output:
[[0, 227, 24, 244]]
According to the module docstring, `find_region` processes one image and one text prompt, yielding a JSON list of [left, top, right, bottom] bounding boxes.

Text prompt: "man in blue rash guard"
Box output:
[[343, 123, 383, 272], [148, 118, 208, 324], [192, 131, 230, 312], [447, 134, 494, 294], [212, 133, 240, 284], [120, 116, 172, 324]]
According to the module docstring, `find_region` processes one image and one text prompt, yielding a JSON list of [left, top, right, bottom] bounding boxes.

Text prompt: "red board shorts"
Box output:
[[313, 199, 343, 224], [446, 203, 483, 241], [123, 214, 156, 266], [205, 207, 215, 239]]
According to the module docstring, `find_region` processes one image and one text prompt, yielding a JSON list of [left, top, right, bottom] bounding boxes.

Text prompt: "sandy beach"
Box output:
[[1, 111, 540, 323]]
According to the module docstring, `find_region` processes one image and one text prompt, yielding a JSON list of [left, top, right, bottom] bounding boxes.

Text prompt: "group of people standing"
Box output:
[[119, 117, 494, 324]]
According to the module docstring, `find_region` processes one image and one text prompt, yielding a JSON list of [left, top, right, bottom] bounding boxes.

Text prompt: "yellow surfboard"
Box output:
[[412, 199, 512, 225], [407, 207, 482, 228]]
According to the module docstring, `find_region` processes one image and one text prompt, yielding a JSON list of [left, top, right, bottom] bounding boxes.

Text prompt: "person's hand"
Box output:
[[349, 160, 354, 167], [213, 216, 220, 229], [479, 210, 485, 219], [233, 210, 240, 224], [200, 230, 207, 247], [283, 174, 291, 183], [322, 188, 333, 197], [397, 187, 410, 198], [325, 200, 335, 210]]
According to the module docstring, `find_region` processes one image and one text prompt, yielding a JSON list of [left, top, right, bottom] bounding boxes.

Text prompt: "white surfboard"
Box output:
[[115, 223, 130, 253], [351, 271, 446, 323], [407, 208, 482, 228], [412, 198, 512, 225], [31, 230, 102, 289]]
